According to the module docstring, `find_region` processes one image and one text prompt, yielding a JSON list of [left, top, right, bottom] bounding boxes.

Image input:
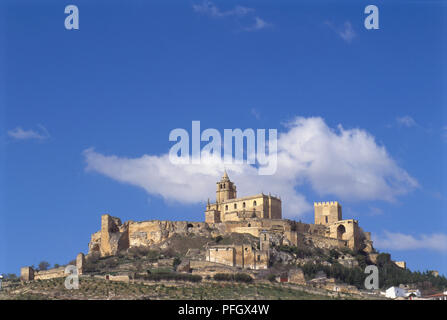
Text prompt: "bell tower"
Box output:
[[216, 170, 237, 204]]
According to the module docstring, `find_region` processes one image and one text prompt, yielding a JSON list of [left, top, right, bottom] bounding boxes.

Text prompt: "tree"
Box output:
[[38, 261, 50, 271], [5, 273, 18, 281]]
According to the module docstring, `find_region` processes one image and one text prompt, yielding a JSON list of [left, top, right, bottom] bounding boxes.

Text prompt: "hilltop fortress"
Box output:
[[86, 171, 376, 270], [20, 171, 391, 282]]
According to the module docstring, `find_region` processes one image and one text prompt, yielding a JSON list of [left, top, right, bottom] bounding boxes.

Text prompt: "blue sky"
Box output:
[[1, 0, 446, 277]]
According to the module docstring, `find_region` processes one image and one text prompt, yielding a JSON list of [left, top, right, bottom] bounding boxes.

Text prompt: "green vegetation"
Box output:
[[375, 253, 447, 290], [301, 262, 365, 287], [3, 273, 19, 281], [213, 273, 253, 283], [127, 247, 160, 260], [0, 277, 333, 300], [38, 261, 50, 271], [277, 245, 314, 258], [173, 257, 181, 269], [301, 252, 447, 290], [138, 272, 202, 283], [267, 274, 276, 282], [277, 245, 447, 290]]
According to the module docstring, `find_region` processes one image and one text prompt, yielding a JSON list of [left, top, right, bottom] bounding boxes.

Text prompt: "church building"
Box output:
[[205, 171, 282, 223]]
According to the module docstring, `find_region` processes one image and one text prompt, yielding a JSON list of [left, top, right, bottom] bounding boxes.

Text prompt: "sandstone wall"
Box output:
[[208, 246, 236, 266], [89, 214, 211, 257], [298, 233, 348, 249], [105, 274, 130, 283], [206, 244, 268, 270], [34, 267, 66, 280]]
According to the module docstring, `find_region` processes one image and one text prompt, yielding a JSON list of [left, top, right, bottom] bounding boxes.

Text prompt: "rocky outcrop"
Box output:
[[288, 268, 306, 284], [88, 214, 217, 257], [88, 213, 375, 259]]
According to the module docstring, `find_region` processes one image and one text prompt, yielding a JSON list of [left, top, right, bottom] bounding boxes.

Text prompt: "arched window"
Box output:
[[225, 205, 228, 211], [337, 224, 346, 240], [234, 203, 237, 209], [242, 202, 246, 208], [253, 200, 257, 206]]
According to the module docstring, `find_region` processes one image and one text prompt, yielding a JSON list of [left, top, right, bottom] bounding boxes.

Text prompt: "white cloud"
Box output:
[[244, 17, 272, 32], [373, 231, 447, 253], [442, 126, 447, 142], [368, 207, 384, 216], [396, 116, 417, 128], [193, 1, 254, 18], [83, 116, 418, 218], [8, 125, 50, 141], [251, 108, 261, 120], [326, 21, 356, 43], [193, 1, 271, 32]]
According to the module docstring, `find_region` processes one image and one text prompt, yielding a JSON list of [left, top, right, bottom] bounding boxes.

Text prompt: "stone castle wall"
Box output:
[[34, 267, 66, 280], [89, 214, 212, 257], [20, 253, 85, 281], [206, 244, 268, 270]]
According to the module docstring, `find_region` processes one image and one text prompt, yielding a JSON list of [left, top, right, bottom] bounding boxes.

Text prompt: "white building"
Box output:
[[405, 289, 421, 298], [385, 286, 407, 299]]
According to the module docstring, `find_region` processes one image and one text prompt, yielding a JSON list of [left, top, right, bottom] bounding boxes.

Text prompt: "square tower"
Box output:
[[314, 201, 342, 225]]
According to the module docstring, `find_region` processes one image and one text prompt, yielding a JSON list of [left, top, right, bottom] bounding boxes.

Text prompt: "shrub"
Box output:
[[4, 273, 18, 281], [173, 257, 181, 269], [213, 273, 253, 283], [234, 273, 253, 283], [329, 249, 340, 259], [267, 274, 276, 282], [38, 261, 50, 271], [301, 259, 447, 290], [277, 245, 314, 258], [128, 247, 159, 260], [137, 272, 202, 283]]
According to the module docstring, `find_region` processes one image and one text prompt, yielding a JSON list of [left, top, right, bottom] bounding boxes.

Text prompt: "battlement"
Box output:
[[314, 201, 340, 207], [314, 201, 342, 225]]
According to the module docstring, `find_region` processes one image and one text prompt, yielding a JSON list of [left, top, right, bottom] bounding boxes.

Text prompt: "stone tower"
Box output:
[[259, 230, 270, 252], [76, 253, 85, 275], [216, 170, 237, 204], [314, 201, 342, 225]]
